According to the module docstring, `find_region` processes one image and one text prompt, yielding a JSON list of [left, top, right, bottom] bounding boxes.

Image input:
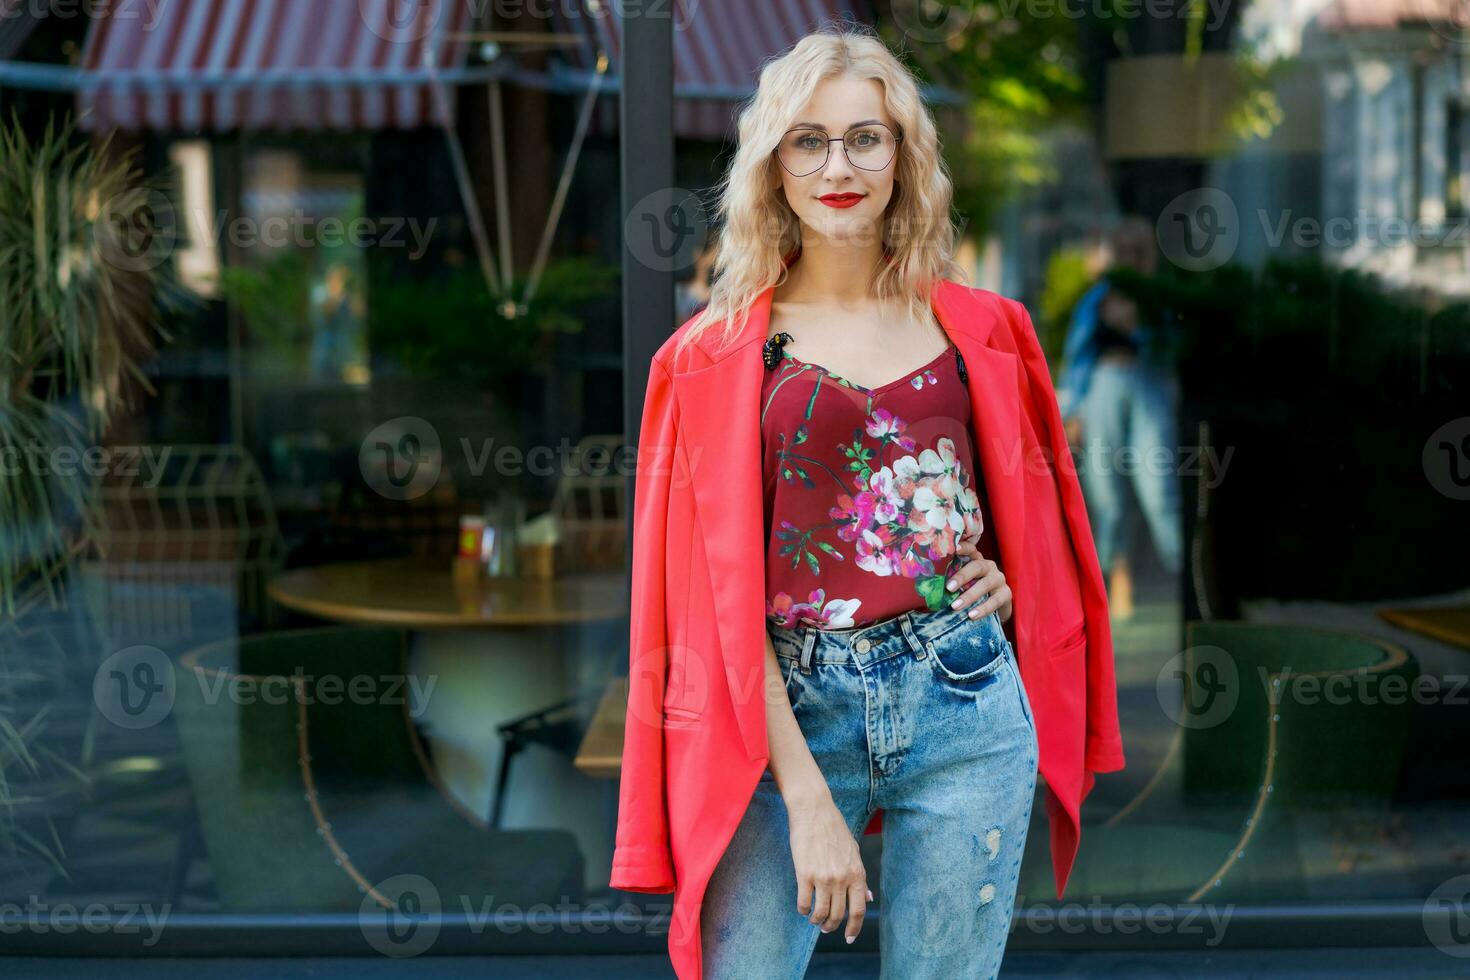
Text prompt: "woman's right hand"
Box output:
[[785, 793, 871, 943]]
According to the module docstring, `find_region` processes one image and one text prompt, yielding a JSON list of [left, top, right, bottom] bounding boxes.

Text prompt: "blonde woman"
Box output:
[[611, 24, 1125, 980]]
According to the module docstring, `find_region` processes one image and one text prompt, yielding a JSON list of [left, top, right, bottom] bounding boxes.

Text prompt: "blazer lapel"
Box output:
[[931, 283, 1029, 650], [671, 290, 773, 762]]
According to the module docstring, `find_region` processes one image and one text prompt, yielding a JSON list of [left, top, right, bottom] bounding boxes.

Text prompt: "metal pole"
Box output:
[[488, 77, 514, 293], [426, 16, 503, 298], [621, 2, 674, 564], [521, 52, 607, 311]]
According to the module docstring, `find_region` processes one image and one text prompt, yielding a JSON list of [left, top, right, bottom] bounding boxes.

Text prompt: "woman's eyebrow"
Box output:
[[789, 118, 886, 131]]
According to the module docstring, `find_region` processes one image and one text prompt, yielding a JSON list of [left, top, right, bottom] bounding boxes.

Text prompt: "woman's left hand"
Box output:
[[945, 539, 1013, 623]]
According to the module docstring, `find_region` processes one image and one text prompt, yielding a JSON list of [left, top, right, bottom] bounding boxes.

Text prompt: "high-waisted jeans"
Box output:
[[700, 603, 1040, 979]]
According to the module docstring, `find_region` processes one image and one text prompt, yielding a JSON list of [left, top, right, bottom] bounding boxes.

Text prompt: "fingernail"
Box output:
[[950, 598, 962, 609], [946, 579, 957, 591], [846, 935, 855, 944], [968, 608, 980, 618], [867, 889, 874, 901]]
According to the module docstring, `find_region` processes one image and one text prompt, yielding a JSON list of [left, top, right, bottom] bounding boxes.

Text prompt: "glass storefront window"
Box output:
[[0, 0, 1463, 969]]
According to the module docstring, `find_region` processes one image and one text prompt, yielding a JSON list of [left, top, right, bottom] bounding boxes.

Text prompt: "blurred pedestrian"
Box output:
[[1058, 217, 1182, 621]]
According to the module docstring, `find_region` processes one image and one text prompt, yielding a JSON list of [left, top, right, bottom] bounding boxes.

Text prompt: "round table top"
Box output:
[[268, 556, 628, 629]]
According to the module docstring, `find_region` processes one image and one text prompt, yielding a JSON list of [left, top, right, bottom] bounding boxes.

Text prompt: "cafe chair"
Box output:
[[66, 445, 284, 901], [488, 614, 625, 829], [1025, 621, 1417, 903], [75, 443, 284, 646], [174, 625, 585, 910], [550, 433, 627, 572], [487, 433, 629, 826], [326, 469, 462, 561]]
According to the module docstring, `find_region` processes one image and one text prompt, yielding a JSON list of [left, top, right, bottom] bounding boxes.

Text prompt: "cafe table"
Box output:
[[1375, 603, 1470, 651], [267, 556, 626, 840]]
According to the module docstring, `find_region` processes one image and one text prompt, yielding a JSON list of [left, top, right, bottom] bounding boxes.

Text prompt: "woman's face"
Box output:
[[773, 75, 899, 246]]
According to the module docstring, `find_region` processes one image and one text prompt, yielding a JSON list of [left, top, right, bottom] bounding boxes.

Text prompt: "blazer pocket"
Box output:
[[1047, 620, 1088, 660], [660, 643, 706, 727], [661, 705, 703, 729]]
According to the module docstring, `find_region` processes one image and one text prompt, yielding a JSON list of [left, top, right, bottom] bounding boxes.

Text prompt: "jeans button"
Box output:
[[855, 638, 871, 654]]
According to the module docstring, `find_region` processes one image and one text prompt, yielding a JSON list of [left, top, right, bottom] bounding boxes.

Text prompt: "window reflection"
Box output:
[[0, 0, 1463, 964]]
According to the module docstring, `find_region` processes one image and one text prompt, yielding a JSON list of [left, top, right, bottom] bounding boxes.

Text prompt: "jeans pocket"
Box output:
[[926, 616, 1008, 683]]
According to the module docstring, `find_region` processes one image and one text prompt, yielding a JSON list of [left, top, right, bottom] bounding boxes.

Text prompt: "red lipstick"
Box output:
[[818, 192, 865, 209]]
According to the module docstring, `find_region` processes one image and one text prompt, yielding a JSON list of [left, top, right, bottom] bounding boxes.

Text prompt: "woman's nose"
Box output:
[[822, 141, 856, 180]]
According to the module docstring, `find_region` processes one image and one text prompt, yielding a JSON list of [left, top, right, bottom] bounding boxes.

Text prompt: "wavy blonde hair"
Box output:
[[676, 22, 967, 356]]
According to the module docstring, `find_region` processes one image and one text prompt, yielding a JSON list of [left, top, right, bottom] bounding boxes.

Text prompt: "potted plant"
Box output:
[[366, 253, 618, 401], [0, 111, 173, 873]]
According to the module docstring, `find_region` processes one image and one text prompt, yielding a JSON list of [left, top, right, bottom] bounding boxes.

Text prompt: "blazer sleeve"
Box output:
[[609, 358, 679, 893], [1009, 300, 1127, 774]]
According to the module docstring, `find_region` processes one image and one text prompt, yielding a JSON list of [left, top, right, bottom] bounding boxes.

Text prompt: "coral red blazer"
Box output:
[[611, 277, 1126, 979]]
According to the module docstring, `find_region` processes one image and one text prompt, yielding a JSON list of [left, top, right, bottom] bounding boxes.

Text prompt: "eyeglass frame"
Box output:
[[772, 122, 904, 177]]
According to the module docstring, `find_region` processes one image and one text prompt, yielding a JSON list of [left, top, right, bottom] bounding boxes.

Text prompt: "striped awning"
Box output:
[[78, 0, 474, 132], [551, 0, 872, 142]]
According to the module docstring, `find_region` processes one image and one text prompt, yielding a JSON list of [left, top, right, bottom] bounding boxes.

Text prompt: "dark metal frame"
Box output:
[[0, 903, 1449, 956], [621, 3, 674, 602]]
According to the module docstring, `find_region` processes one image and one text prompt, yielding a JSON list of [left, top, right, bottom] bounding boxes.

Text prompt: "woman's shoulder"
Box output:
[[940, 277, 1022, 310], [934, 279, 1030, 339], [649, 313, 711, 377], [651, 306, 760, 375]]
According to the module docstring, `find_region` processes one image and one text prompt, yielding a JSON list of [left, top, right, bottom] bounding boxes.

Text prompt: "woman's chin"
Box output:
[[799, 213, 883, 244]]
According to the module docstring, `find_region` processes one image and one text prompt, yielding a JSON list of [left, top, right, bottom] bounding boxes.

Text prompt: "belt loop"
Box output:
[[799, 627, 816, 675], [899, 613, 923, 658]]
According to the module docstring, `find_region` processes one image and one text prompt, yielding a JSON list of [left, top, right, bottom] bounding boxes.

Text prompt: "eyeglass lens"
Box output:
[[777, 125, 899, 176]]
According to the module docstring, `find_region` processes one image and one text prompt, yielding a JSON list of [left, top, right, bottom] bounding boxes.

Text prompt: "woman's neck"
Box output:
[[777, 241, 885, 309]]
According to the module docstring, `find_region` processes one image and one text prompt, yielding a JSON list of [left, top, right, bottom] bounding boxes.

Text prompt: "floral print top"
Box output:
[[762, 341, 991, 630]]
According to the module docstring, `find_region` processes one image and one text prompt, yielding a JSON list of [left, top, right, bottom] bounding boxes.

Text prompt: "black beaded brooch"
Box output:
[[762, 331, 794, 370]]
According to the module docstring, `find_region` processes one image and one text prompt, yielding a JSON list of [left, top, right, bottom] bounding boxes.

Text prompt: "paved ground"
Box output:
[[3, 947, 1464, 978]]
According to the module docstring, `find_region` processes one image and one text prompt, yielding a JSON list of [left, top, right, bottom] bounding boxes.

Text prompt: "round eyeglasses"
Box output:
[[774, 123, 903, 178]]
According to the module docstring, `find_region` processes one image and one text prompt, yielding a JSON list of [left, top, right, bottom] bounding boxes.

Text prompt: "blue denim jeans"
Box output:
[[1076, 353, 1183, 576], [700, 603, 1039, 979]]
